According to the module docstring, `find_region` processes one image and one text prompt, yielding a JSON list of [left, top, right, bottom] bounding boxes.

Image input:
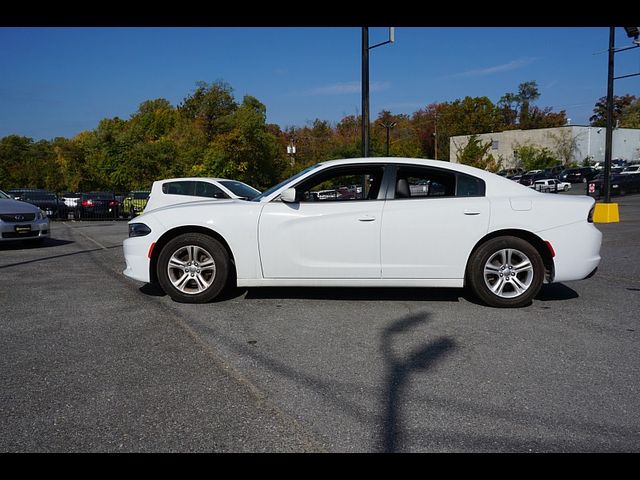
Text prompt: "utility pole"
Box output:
[[361, 28, 370, 157], [603, 26, 615, 204], [361, 27, 394, 157], [380, 122, 396, 156]]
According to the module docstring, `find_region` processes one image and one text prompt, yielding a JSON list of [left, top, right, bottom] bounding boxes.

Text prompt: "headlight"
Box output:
[[129, 223, 151, 237], [38, 209, 47, 220]]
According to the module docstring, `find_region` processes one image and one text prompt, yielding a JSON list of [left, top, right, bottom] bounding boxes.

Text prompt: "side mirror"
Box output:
[[280, 187, 297, 203]]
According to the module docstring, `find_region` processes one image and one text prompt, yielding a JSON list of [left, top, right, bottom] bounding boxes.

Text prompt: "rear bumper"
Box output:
[[541, 222, 602, 283]]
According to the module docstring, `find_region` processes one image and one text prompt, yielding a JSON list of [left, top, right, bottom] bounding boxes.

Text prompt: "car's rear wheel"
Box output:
[[157, 233, 229, 303], [468, 236, 544, 308]]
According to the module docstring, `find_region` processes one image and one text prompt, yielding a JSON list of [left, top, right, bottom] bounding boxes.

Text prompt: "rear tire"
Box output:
[[467, 236, 544, 308], [157, 233, 229, 303]]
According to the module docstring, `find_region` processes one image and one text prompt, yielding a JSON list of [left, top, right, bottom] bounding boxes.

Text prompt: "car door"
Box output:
[[258, 164, 387, 278], [381, 165, 490, 279]]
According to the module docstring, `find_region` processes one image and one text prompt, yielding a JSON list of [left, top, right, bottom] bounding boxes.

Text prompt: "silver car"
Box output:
[[0, 189, 50, 243]]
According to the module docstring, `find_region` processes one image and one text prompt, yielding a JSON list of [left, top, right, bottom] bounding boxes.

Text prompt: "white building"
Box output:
[[449, 126, 640, 167]]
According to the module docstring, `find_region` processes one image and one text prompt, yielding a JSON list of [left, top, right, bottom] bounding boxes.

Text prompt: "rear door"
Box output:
[[380, 165, 490, 279]]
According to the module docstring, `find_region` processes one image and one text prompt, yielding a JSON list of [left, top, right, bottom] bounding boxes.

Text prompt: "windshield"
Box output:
[[0, 189, 11, 199], [218, 180, 261, 199], [131, 192, 150, 199], [251, 164, 323, 202], [23, 192, 56, 200]]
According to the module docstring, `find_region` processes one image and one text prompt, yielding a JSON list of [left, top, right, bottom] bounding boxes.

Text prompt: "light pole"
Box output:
[[379, 121, 396, 156], [594, 26, 639, 223], [362, 27, 394, 157]]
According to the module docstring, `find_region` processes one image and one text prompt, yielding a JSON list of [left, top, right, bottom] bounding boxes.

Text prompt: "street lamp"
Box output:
[[379, 121, 396, 156], [595, 26, 640, 223], [362, 27, 395, 157]]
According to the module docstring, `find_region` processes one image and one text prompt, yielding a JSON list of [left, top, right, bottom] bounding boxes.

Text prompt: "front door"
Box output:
[[258, 164, 386, 278]]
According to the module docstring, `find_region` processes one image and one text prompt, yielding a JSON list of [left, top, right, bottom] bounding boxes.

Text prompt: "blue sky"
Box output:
[[1, 26, 639, 140]]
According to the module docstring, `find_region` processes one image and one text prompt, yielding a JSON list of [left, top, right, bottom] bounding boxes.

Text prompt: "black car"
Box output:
[[75, 192, 121, 220], [14, 190, 64, 219], [587, 173, 640, 198], [518, 172, 549, 187], [560, 167, 597, 184]]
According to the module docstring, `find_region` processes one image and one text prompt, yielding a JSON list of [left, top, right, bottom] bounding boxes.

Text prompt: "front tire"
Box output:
[[157, 233, 229, 303], [467, 236, 544, 308]]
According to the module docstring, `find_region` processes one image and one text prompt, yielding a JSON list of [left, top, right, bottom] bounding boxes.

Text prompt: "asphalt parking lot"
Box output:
[[1, 191, 639, 452]]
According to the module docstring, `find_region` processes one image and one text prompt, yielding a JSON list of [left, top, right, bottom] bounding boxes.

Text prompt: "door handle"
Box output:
[[358, 216, 376, 222], [464, 210, 481, 215]]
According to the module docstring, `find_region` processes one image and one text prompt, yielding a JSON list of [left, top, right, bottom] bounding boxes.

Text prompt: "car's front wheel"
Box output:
[[467, 236, 544, 308], [157, 233, 229, 303]]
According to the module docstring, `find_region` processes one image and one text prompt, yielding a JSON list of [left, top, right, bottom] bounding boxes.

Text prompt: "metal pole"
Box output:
[[386, 126, 390, 156], [434, 115, 438, 160], [603, 26, 615, 203], [362, 27, 370, 158]]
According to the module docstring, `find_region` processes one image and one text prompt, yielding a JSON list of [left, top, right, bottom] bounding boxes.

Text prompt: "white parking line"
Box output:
[[61, 222, 109, 250]]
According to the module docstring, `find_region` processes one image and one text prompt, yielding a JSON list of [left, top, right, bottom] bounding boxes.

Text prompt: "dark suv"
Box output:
[[560, 167, 597, 184]]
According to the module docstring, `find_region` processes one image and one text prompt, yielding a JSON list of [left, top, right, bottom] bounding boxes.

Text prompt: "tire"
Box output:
[[157, 233, 229, 303], [563, 185, 569, 192], [467, 236, 544, 308]]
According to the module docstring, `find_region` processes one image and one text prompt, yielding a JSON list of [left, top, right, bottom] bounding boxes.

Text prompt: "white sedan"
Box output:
[[532, 178, 572, 192], [144, 177, 261, 212], [123, 158, 602, 308]]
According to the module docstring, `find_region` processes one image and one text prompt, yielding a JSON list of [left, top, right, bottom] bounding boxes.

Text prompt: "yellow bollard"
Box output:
[[593, 203, 620, 223]]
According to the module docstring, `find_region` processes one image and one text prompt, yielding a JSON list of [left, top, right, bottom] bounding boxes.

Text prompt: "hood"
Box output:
[[0, 198, 40, 214]]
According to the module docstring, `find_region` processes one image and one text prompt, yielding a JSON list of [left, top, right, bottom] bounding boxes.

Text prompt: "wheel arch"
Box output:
[[149, 225, 236, 285], [465, 229, 555, 285]]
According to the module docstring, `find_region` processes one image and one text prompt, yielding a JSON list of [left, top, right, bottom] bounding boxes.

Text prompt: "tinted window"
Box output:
[[195, 181, 227, 199], [295, 165, 385, 202], [457, 174, 486, 197], [218, 180, 260, 199], [162, 181, 195, 196], [395, 166, 456, 198]]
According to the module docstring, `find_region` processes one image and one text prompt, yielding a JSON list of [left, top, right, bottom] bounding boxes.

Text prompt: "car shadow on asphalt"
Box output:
[[243, 286, 466, 302], [535, 283, 579, 302], [0, 237, 74, 251]]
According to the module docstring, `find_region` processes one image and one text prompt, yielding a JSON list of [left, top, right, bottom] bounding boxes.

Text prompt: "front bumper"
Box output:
[[0, 218, 50, 241]]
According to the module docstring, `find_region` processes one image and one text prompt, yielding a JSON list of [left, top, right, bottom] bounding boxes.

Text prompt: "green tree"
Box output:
[[453, 134, 501, 172], [589, 94, 636, 127], [178, 80, 237, 141], [200, 96, 285, 190], [513, 143, 558, 171]]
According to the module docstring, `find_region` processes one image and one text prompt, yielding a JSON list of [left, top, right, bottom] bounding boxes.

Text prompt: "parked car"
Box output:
[[144, 178, 261, 212], [19, 190, 64, 219], [587, 173, 640, 198], [532, 178, 571, 192], [123, 158, 602, 308], [122, 191, 150, 219], [0, 189, 50, 243], [559, 167, 598, 183], [497, 168, 524, 179], [518, 171, 549, 187], [621, 165, 640, 175], [543, 165, 565, 178], [75, 192, 121, 220], [61, 192, 82, 212]]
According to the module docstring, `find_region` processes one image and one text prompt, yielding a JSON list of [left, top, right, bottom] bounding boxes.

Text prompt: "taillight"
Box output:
[[545, 240, 556, 258], [108, 200, 118, 207], [82, 199, 93, 207], [588, 205, 595, 223]]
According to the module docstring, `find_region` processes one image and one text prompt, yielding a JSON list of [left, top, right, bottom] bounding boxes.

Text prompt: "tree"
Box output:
[[547, 129, 579, 166], [516, 80, 540, 126], [200, 96, 285, 190], [178, 80, 237, 141], [513, 143, 558, 171], [453, 134, 501, 172], [620, 97, 640, 128], [589, 94, 636, 127]]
